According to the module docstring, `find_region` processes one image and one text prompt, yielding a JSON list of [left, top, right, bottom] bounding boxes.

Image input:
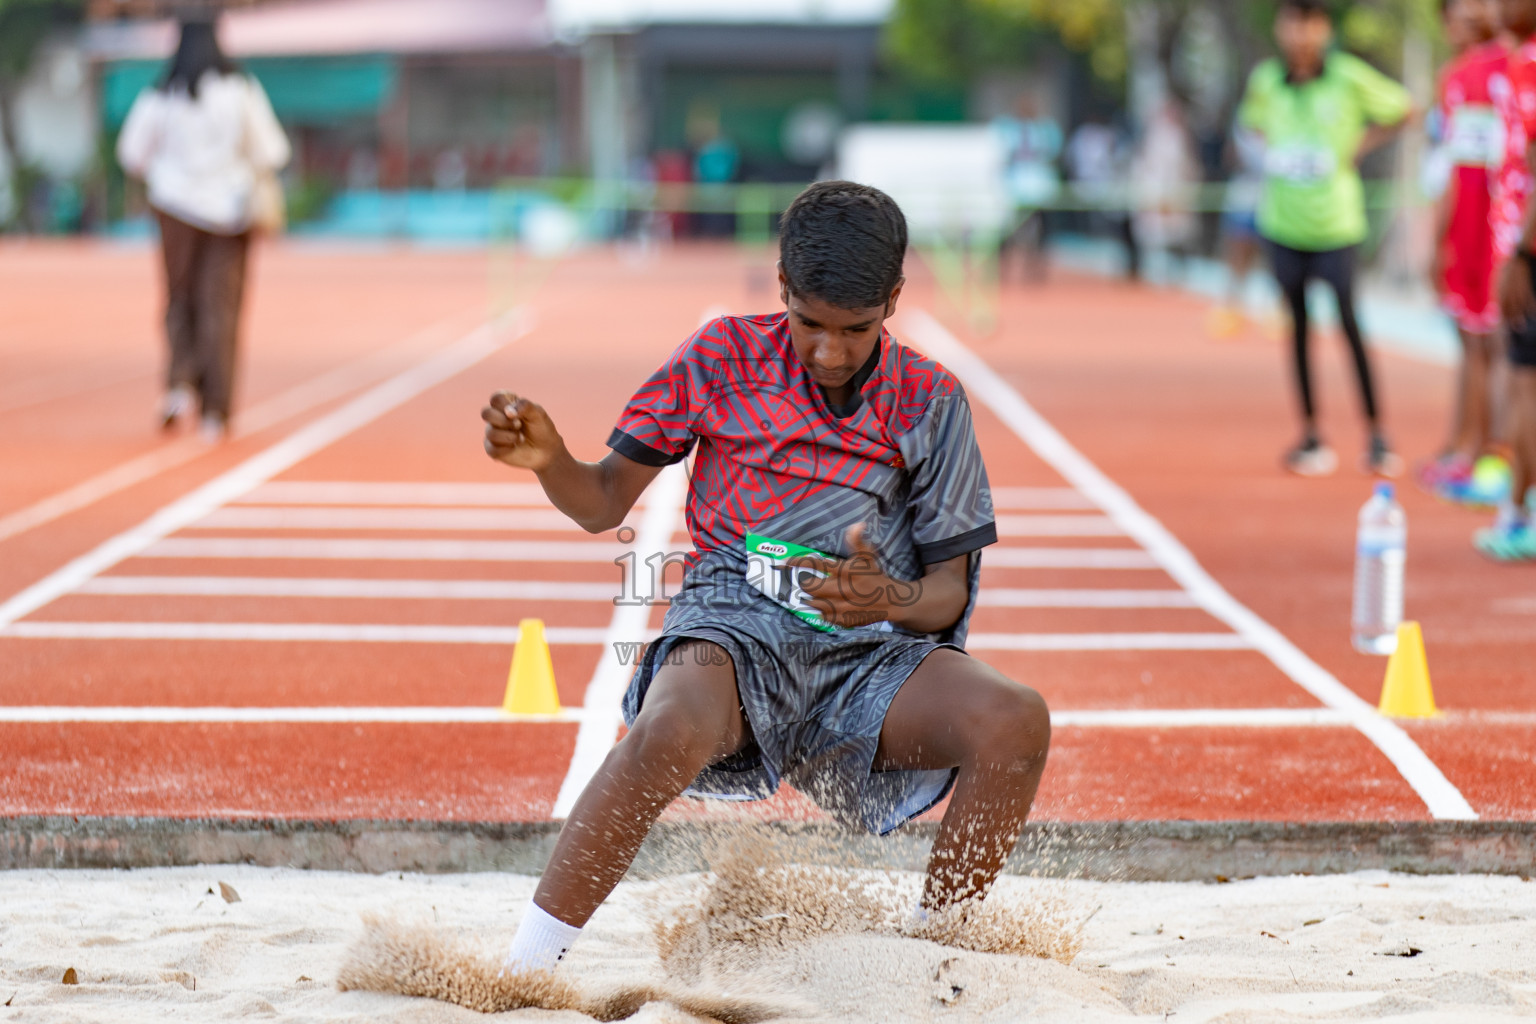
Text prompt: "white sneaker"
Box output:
[[160, 385, 194, 430], [198, 416, 227, 444], [1284, 438, 1338, 477]]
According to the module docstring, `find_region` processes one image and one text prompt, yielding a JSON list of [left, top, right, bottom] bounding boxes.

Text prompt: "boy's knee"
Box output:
[[967, 685, 1051, 768]]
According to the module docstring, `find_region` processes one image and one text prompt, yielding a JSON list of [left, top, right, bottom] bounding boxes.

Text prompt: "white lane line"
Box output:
[[982, 547, 1161, 569], [236, 481, 572, 506], [995, 514, 1123, 537], [990, 486, 1098, 510], [77, 576, 620, 601], [0, 312, 531, 630], [966, 632, 1252, 651], [977, 588, 1198, 608], [138, 537, 629, 562], [0, 706, 1349, 727], [0, 316, 470, 546], [0, 621, 637, 644], [191, 506, 618, 532], [904, 308, 1478, 821], [1052, 708, 1350, 727], [553, 463, 688, 817]]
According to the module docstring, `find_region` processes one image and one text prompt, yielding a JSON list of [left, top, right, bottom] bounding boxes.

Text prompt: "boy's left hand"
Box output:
[[790, 524, 914, 629]]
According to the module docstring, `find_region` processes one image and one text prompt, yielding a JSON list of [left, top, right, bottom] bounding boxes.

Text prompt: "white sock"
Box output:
[[501, 902, 581, 976]]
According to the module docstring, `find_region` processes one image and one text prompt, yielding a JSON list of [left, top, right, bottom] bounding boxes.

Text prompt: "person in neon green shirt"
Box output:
[[1239, 0, 1413, 477]]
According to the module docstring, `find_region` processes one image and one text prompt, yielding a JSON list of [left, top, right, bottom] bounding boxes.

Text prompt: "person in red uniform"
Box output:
[[1425, 0, 1508, 499], [1482, 0, 1536, 558]]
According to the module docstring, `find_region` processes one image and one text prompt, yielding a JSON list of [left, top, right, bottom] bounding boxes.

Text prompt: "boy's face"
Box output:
[[778, 267, 902, 394], [1275, 8, 1332, 69]]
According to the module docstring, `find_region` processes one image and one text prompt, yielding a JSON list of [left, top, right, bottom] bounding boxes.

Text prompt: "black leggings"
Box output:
[[1265, 240, 1380, 428]]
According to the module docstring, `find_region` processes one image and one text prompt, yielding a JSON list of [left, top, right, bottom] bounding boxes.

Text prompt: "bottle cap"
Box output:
[[1374, 482, 1394, 500]]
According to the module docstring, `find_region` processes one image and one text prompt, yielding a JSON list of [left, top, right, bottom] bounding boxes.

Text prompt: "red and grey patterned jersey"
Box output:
[[608, 312, 997, 620]]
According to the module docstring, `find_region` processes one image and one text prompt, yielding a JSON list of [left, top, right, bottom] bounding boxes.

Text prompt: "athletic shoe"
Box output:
[[1416, 453, 1471, 494], [1439, 454, 1512, 509], [1284, 438, 1338, 477], [1206, 305, 1244, 340], [159, 385, 194, 430], [198, 415, 227, 444], [1363, 435, 1404, 478], [1473, 519, 1536, 562]]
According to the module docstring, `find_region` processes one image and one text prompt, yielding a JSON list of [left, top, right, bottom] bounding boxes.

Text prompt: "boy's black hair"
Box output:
[[1278, 0, 1331, 16], [779, 180, 907, 310]]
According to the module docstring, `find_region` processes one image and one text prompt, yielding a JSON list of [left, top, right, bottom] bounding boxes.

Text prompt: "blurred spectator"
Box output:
[[1209, 119, 1268, 338], [1239, 0, 1411, 477], [116, 17, 290, 442], [1067, 115, 1139, 279], [995, 94, 1062, 281], [1131, 98, 1200, 272]]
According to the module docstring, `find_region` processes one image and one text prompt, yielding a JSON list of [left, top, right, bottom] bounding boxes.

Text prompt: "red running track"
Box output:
[[1, 241, 1532, 824]]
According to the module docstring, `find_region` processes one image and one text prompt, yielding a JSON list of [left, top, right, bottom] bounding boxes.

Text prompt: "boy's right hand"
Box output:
[[483, 391, 565, 472]]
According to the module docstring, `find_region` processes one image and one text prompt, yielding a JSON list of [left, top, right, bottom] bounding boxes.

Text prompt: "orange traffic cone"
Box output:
[[1377, 621, 1438, 718], [503, 618, 561, 715]]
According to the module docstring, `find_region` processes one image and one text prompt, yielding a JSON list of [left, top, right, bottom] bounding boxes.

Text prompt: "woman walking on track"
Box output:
[[117, 17, 289, 442], [1240, 0, 1413, 477]]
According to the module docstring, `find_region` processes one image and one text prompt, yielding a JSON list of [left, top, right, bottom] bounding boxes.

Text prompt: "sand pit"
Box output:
[[1, 863, 1533, 1022]]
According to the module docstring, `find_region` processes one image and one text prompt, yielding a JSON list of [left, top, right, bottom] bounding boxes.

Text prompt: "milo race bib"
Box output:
[[1266, 143, 1337, 184], [1446, 105, 1505, 168], [745, 533, 837, 632]]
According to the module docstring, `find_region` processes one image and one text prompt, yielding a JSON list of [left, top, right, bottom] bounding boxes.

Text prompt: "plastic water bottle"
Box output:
[[1351, 483, 1406, 654]]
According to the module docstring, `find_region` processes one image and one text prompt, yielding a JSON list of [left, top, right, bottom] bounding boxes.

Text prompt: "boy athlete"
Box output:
[[482, 182, 1052, 972], [1424, 0, 1506, 499], [1239, 0, 1412, 477], [1483, 0, 1536, 558]]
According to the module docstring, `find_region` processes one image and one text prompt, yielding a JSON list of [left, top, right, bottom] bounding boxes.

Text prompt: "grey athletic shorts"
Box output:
[[622, 567, 959, 835]]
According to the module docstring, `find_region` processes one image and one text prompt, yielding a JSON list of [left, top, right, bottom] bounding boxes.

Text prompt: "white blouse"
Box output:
[[117, 72, 291, 234]]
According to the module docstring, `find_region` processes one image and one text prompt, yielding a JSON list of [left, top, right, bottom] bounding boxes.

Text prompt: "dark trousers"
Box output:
[[157, 211, 250, 422], [1265, 239, 1380, 427]]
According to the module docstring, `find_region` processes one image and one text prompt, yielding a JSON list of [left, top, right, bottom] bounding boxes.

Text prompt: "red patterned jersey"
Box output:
[[609, 312, 997, 579]]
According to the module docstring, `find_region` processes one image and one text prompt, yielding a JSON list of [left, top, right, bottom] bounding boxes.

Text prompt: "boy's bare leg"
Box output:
[[532, 641, 747, 926], [1509, 368, 1536, 505], [874, 649, 1051, 911], [1453, 328, 1496, 457]]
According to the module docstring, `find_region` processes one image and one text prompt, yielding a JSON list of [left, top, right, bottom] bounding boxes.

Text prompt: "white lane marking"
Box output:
[[236, 481, 571, 506], [77, 576, 620, 601], [989, 486, 1098, 510], [1051, 708, 1350, 727], [966, 632, 1252, 651], [903, 308, 1478, 821], [0, 317, 469, 546], [0, 706, 1348, 727], [0, 313, 531, 630], [553, 463, 688, 817], [0, 621, 638, 644], [139, 537, 628, 562], [191, 506, 622, 532], [977, 588, 1198, 608], [994, 514, 1123, 537], [982, 547, 1161, 569], [0, 706, 584, 723]]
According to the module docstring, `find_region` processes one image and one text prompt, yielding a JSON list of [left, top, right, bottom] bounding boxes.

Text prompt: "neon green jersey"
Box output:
[[1239, 53, 1411, 251]]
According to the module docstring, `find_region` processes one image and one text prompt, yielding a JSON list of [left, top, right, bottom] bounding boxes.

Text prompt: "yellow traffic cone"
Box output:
[[503, 618, 561, 715], [1377, 621, 1439, 718]]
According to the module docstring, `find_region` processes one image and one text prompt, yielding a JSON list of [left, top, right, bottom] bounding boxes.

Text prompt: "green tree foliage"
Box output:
[[887, 0, 1445, 92]]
